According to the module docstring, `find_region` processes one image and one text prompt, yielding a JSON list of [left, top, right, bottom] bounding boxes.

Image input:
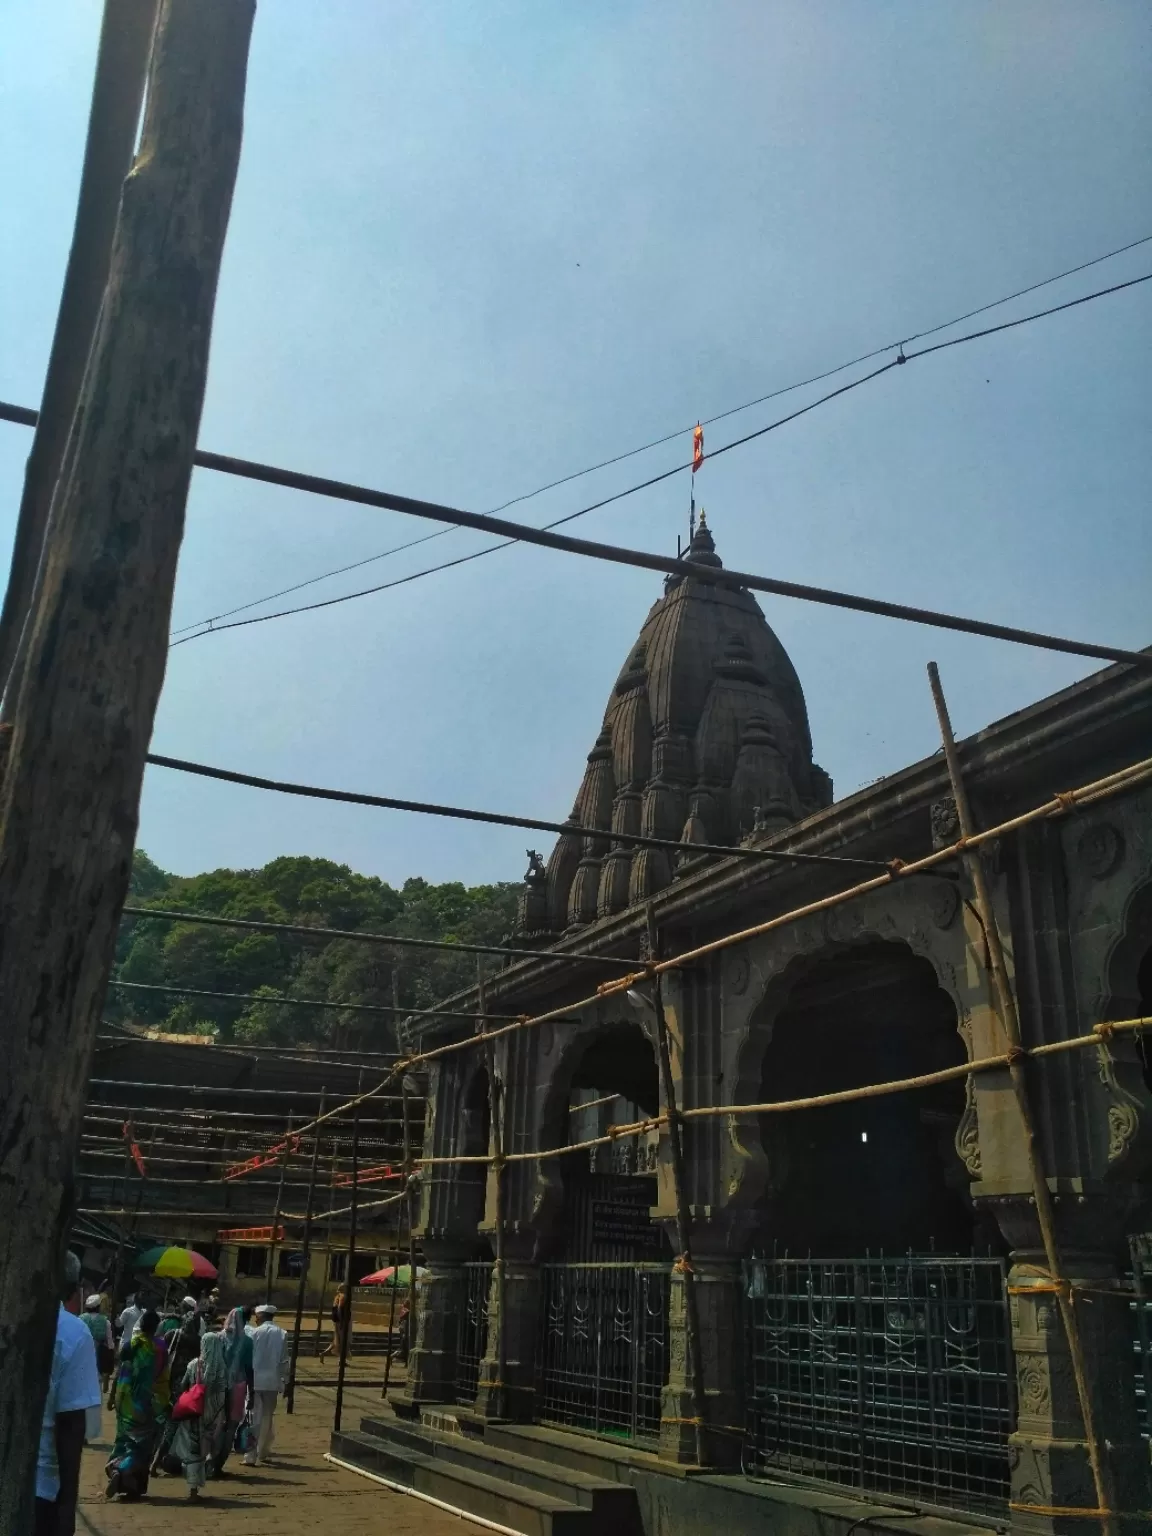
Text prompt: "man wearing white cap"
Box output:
[[243, 1304, 287, 1466]]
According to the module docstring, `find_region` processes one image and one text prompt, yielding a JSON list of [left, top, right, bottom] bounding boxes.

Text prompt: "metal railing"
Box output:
[[456, 1260, 492, 1404], [743, 1253, 1014, 1516], [537, 1262, 670, 1445]]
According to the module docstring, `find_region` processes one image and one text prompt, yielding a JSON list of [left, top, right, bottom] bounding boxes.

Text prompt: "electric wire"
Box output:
[[144, 750, 899, 871], [160, 232, 1152, 641], [139, 270, 1152, 666]]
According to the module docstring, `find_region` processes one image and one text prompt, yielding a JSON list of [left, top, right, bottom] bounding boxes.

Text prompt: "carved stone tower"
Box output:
[[520, 516, 832, 936]]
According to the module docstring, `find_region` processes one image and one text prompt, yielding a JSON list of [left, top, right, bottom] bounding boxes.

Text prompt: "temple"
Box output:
[[335, 519, 1152, 1536]]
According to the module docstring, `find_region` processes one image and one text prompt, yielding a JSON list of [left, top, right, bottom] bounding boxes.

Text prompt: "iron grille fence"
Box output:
[[537, 1262, 670, 1445], [743, 1253, 1014, 1516], [456, 1260, 492, 1404], [1129, 1235, 1152, 1436]]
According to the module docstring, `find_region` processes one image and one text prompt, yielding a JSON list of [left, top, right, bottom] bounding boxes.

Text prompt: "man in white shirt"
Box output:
[[36, 1252, 101, 1536], [243, 1303, 287, 1466]]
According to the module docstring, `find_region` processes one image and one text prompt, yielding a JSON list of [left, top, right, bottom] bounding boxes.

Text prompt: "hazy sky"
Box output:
[[2, 2, 1150, 889]]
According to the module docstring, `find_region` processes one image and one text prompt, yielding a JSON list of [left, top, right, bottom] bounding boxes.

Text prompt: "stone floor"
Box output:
[[75, 1359, 470, 1536]]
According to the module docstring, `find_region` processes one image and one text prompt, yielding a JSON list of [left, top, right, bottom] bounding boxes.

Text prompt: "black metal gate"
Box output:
[[743, 1253, 1014, 1515], [455, 1260, 492, 1404], [537, 1262, 670, 1444]]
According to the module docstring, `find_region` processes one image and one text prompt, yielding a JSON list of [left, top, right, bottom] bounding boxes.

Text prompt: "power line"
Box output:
[[152, 269, 1152, 659], [144, 751, 899, 871], [120, 903, 642, 969], [106, 977, 540, 1024], [160, 231, 1152, 640]]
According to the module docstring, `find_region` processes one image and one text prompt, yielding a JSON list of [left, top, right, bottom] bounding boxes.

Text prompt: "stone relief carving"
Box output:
[[929, 880, 960, 931], [954, 1075, 982, 1176], [727, 950, 750, 996], [930, 797, 960, 850], [1096, 1042, 1143, 1166], [1077, 822, 1124, 880]]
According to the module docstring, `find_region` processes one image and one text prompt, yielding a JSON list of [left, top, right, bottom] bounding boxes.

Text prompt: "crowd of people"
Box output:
[[36, 1255, 291, 1535]]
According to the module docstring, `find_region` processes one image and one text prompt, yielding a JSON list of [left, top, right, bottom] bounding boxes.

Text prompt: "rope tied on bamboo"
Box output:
[[1094, 1021, 1118, 1043], [1054, 790, 1078, 813], [1004, 1045, 1027, 1066], [886, 857, 905, 877], [673, 1254, 694, 1275]]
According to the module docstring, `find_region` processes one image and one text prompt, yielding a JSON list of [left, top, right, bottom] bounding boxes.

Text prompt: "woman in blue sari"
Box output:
[[104, 1311, 170, 1501], [213, 1306, 253, 1476]]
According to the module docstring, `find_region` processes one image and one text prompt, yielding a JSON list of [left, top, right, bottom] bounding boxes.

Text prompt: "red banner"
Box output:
[[217, 1225, 286, 1244], [122, 1121, 147, 1177]]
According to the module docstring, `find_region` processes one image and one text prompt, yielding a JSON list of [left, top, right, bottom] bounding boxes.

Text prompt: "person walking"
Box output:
[[323, 1287, 350, 1358], [79, 1296, 115, 1436], [166, 1322, 229, 1499], [36, 1252, 101, 1536], [214, 1306, 253, 1476], [104, 1310, 169, 1501], [242, 1304, 287, 1467]]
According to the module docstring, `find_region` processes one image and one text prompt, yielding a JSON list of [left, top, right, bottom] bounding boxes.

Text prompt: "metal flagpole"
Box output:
[[286, 1091, 325, 1414]]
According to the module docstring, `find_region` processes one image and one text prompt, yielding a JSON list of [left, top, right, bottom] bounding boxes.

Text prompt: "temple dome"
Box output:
[[517, 516, 832, 938]]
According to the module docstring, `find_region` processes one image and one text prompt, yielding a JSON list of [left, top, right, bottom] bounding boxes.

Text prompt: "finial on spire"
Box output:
[[698, 508, 708, 531]]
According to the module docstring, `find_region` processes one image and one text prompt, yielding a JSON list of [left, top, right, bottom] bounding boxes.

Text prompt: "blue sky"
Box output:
[[2, 1, 1150, 887]]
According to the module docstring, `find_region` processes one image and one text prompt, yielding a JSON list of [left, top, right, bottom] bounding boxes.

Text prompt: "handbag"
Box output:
[[171, 1381, 206, 1420]]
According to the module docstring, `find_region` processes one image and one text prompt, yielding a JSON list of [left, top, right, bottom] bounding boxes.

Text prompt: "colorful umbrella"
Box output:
[[133, 1245, 218, 1281], [359, 1264, 425, 1286]]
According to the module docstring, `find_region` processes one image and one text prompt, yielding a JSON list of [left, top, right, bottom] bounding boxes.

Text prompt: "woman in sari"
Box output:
[[167, 1324, 229, 1498], [105, 1312, 169, 1501], [213, 1306, 253, 1476], [151, 1305, 205, 1472]]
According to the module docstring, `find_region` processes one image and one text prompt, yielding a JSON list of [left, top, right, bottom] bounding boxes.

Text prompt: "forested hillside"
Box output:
[[108, 850, 520, 1050]]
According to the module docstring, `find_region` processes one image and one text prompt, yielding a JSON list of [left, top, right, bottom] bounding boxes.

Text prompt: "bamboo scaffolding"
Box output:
[[286, 1094, 325, 1413], [333, 1071, 362, 1433]]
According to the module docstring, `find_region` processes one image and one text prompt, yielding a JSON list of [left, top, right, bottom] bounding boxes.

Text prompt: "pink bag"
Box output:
[[171, 1381, 206, 1420]]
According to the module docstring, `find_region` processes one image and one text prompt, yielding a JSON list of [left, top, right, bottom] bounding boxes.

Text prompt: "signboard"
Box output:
[[590, 1198, 661, 1255]]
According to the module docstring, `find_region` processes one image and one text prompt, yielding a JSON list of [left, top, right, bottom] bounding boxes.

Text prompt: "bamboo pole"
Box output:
[[314, 1144, 340, 1357], [286, 1094, 325, 1414], [333, 1072, 362, 1434], [265, 1111, 295, 1304], [645, 905, 707, 1467], [0, 6, 254, 1526], [927, 661, 1115, 1536], [478, 968, 507, 1420], [380, 1058, 407, 1400], [404, 1081, 419, 1374]]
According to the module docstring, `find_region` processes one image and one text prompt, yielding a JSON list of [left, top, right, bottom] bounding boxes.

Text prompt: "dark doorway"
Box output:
[[755, 942, 977, 1256]]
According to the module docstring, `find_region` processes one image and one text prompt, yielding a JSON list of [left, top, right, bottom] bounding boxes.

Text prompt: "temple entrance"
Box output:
[[537, 1021, 668, 1444], [741, 941, 1013, 1514], [752, 940, 978, 1256]]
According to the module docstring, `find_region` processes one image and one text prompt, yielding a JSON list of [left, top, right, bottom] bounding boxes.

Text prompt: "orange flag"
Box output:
[[692, 422, 704, 473], [123, 1121, 147, 1177]]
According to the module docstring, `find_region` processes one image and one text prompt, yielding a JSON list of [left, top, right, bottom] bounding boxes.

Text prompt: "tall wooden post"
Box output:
[[334, 1075, 363, 1434], [286, 1094, 326, 1414], [403, 1080, 419, 1369], [0, 0, 160, 706], [0, 5, 254, 1527], [266, 1111, 295, 1304], [646, 904, 707, 1467], [314, 1138, 340, 1355]]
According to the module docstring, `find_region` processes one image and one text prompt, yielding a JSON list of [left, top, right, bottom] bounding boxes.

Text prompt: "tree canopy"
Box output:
[[108, 850, 520, 1050]]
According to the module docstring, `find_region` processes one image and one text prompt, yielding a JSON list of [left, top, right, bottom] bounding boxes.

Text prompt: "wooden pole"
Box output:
[[334, 1074, 362, 1434], [266, 1111, 295, 1304], [404, 1080, 419, 1372], [645, 904, 707, 1468], [927, 662, 1115, 1536], [286, 1094, 326, 1414], [0, 0, 160, 707], [0, 6, 254, 1526], [314, 1138, 340, 1356], [380, 1065, 407, 1398], [478, 967, 507, 1420]]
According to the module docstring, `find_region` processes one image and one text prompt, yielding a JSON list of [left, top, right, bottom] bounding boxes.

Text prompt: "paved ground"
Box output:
[[76, 1359, 470, 1536]]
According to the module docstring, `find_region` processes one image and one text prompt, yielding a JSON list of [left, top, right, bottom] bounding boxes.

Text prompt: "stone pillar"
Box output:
[[475, 1234, 540, 1422], [991, 1198, 1148, 1536], [406, 1236, 471, 1404], [658, 1216, 749, 1469]]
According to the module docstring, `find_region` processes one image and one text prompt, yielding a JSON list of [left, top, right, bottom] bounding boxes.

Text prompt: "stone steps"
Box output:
[[331, 1413, 643, 1536]]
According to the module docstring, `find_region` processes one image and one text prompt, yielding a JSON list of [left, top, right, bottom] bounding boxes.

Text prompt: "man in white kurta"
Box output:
[[243, 1304, 287, 1466]]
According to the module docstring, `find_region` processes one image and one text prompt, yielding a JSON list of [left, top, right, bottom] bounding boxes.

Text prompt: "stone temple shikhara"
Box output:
[[339, 518, 1152, 1536]]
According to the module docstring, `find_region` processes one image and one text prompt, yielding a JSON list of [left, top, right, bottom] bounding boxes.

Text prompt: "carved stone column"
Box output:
[[990, 1198, 1148, 1536], [658, 1215, 751, 1469], [475, 1233, 540, 1422], [406, 1235, 472, 1404]]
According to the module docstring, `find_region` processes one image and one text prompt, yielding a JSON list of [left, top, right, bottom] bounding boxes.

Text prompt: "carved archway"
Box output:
[[725, 932, 985, 1256]]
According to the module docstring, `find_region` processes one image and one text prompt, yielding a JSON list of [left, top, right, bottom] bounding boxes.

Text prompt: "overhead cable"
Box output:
[[107, 978, 538, 1024], [145, 751, 899, 871], [163, 231, 1152, 639]]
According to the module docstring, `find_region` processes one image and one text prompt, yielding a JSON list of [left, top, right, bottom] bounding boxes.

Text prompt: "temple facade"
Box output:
[[348, 523, 1152, 1536]]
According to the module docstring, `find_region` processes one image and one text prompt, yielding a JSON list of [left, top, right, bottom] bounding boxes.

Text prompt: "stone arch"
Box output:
[[723, 923, 982, 1254], [529, 1012, 662, 1260]]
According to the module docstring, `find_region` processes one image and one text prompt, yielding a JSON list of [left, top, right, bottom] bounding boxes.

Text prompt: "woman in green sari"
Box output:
[[104, 1311, 170, 1501]]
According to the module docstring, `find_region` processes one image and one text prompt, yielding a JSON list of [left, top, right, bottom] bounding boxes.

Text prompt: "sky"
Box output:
[[2, 1, 1150, 890]]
